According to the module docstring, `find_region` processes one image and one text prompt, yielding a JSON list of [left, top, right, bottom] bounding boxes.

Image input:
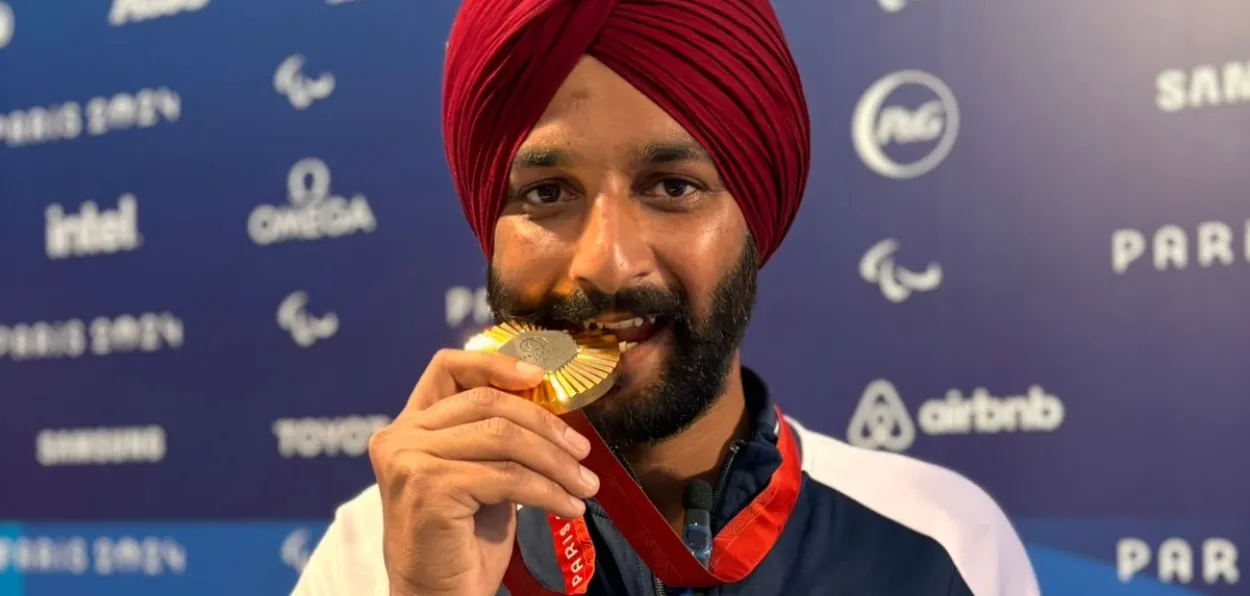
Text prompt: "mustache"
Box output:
[[494, 286, 688, 327]]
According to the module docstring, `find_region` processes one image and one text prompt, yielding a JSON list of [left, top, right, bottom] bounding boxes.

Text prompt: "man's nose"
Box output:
[[567, 192, 656, 296]]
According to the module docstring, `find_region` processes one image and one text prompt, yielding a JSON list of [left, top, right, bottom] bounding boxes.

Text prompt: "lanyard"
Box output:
[[502, 406, 802, 594]]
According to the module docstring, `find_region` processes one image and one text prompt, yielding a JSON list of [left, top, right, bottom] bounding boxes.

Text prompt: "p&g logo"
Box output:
[[0, 2, 14, 50], [851, 70, 959, 180]]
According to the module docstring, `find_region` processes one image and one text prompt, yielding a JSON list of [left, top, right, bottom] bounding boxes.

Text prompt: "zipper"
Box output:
[[648, 441, 743, 596], [710, 441, 745, 515], [615, 447, 640, 481], [614, 439, 744, 512]]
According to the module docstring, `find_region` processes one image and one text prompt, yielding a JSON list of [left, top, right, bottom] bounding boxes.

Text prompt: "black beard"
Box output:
[[487, 239, 758, 450]]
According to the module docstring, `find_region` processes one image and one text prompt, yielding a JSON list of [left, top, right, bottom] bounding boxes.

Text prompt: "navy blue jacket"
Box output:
[[294, 368, 1040, 596]]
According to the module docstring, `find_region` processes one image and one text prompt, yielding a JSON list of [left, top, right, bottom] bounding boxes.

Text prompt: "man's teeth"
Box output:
[[583, 316, 656, 331], [619, 341, 638, 353], [603, 317, 645, 330]]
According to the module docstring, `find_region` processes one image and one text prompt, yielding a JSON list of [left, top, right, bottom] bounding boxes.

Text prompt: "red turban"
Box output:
[[443, 0, 810, 265]]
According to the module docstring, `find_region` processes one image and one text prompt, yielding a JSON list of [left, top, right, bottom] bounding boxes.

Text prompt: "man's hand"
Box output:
[[368, 349, 601, 596]]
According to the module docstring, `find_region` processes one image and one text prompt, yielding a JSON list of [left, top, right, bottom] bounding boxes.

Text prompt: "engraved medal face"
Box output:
[[500, 330, 578, 372], [464, 322, 621, 414]]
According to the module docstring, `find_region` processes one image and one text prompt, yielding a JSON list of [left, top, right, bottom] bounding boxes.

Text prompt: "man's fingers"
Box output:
[[450, 460, 588, 520], [407, 349, 546, 411], [421, 420, 599, 500], [444, 349, 548, 392], [416, 388, 591, 459]]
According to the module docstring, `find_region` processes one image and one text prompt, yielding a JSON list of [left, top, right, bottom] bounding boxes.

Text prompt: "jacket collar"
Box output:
[[513, 367, 790, 591], [583, 365, 785, 528], [710, 365, 784, 528]]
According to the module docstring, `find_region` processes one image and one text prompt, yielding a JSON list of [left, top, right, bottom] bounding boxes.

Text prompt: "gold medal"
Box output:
[[464, 321, 621, 414]]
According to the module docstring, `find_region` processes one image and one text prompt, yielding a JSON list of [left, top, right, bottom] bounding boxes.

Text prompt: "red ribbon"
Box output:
[[546, 514, 596, 594], [503, 406, 802, 594]]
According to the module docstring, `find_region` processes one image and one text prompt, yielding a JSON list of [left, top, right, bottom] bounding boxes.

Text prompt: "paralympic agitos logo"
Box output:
[[859, 239, 942, 303]]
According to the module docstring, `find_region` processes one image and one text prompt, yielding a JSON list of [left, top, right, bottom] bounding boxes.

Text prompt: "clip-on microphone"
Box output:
[[673, 479, 715, 596], [682, 480, 714, 567]]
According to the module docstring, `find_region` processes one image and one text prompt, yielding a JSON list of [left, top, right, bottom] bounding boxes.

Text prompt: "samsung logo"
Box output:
[[1156, 59, 1250, 113], [36, 426, 166, 466]]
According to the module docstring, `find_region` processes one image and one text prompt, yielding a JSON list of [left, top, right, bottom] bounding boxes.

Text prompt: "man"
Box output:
[[294, 0, 1040, 594]]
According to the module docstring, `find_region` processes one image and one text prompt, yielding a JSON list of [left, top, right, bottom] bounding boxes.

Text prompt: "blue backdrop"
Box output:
[[2, 1, 1247, 594]]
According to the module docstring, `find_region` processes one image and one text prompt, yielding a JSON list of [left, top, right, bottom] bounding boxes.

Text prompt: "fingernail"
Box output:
[[564, 427, 590, 455], [568, 496, 586, 515], [515, 360, 544, 378], [579, 465, 599, 489]]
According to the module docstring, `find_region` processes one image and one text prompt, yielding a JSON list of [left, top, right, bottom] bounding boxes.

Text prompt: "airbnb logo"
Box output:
[[847, 380, 1066, 452]]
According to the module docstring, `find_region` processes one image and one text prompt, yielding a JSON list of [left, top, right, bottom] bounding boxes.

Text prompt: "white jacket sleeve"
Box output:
[[788, 419, 1041, 596], [292, 485, 391, 596]]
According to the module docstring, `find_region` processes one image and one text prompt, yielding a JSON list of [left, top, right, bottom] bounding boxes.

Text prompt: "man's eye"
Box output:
[[522, 184, 563, 205], [648, 179, 698, 198]]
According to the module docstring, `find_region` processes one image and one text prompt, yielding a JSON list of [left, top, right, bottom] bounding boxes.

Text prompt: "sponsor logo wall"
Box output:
[[0, 1, 1246, 594]]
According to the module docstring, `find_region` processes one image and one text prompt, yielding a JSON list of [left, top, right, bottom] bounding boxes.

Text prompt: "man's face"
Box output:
[[487, 56, 758, 450]]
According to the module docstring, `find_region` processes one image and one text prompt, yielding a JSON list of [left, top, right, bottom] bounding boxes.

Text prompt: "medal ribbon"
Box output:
[[545, 514, 596, 594], [503, 405, 802, 594]]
